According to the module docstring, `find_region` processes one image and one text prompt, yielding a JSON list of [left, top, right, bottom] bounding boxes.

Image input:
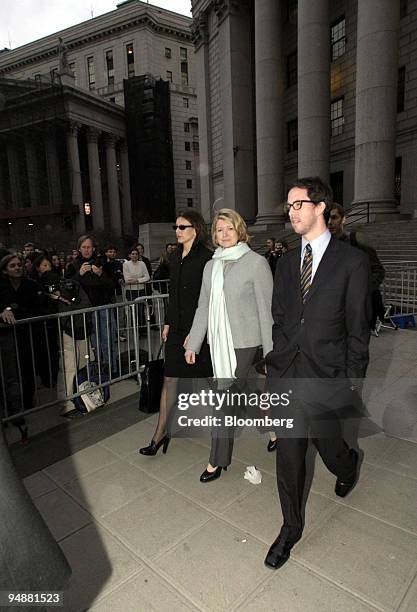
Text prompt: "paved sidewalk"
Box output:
[[22, 330, 417, 611]]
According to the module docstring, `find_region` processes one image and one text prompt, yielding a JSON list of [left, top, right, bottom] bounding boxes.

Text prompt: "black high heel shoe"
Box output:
[[139, 435, 170, 456], [200, 465, 227, 483], [267, 439, 278, 452]]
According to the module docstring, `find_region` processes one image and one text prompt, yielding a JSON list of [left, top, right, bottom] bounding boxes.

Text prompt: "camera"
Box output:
[[86, 255, 105, 267]]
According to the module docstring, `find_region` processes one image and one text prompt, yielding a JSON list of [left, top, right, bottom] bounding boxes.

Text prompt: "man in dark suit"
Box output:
[[265, 177, 371, 569]]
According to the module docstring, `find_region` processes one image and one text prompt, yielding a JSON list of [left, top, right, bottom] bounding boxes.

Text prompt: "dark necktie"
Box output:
[[300, 243, 313, 303]]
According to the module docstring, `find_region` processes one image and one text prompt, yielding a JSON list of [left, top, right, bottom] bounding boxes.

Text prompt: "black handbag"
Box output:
[[139, 342, 164, 413]]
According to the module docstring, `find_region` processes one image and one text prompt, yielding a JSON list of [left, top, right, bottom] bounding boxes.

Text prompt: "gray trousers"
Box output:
[[209, 346, 259, 468]]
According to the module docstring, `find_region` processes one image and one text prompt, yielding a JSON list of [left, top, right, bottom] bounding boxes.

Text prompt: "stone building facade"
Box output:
[[191, 0, 417, 226], [0, 0, 199, 244]]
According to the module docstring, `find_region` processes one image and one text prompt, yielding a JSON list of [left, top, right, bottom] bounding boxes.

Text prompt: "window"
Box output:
[[126, 44, 135, 78], [185, 141, 191, 151], [192, 141, 199, 153], [184, 122, 190, 132], [186, 179, 193, 189], [165, 47, 172, 58], [398, 66, 406, 113], [187, 198, 193, 207], [400, 0, 408, 18], [166, 70, 173, 82], [69, 62, 77, 82], [331, 17, 346, 60], [287, 51, 297, 87], [181, 62, 189, 86], [287, 119, 298, 153], [287, 0, 298, 25], [50, 67, 58, 82], [394, 157, 402, 204], [87, 56, 95, 89], [34, 73, 41, 82], [183, 97, 189, 108], [180, 49, 189, 87], [186, 160, 192, 170], [106, 50, 114, 87], [331, 97, 344, 136]]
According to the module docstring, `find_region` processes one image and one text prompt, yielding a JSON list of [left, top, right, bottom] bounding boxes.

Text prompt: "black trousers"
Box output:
[[276, 427, 355, 540], [272, 357, 357, 541]]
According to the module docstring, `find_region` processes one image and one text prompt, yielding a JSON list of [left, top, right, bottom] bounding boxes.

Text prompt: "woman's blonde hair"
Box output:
[[211, 208, 250, 246]]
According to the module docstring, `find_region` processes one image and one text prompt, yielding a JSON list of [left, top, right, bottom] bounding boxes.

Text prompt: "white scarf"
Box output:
[[208, 242, 250, 379]]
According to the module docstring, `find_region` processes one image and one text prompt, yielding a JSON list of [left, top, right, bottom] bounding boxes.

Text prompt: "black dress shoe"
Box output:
[[200, 465, 227, 483], [335, 449, 359, 497], [264, 538, 292, 569], [139, 435, 170, 456], [267, 439, 277, 452]]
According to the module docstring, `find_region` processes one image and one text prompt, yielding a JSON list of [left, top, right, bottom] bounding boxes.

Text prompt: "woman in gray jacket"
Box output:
[[185, 209, 274, 482]]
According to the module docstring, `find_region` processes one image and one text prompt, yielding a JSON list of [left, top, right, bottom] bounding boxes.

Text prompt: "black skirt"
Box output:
[[164, 329, 213, 378]]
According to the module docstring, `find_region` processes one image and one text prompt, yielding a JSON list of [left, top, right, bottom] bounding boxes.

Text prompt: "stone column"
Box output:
[[255, 0, 285, 224], [352, 0, 400, 215], [66, 122, 85, 235], [192, 11, 213, 221], [24, 138, 40, 208], [216, 0, 256, 220], [104, 133, 122, 235], [86, 127, 105, 231], [119, 140, 133, 235], [44, 134, 63, 207], [298, 0, 330, 180], [7, 141, 22, 209]]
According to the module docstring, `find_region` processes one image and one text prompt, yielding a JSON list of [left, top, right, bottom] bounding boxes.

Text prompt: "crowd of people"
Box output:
[[0, 237, 174, 436]]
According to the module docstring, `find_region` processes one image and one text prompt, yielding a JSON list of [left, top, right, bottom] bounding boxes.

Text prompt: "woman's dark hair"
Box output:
[[176, 209, 209, 247], [0, 253, 22, 275], [24, 252, 37, 263], [128, 248, 140, 259], [33, 254, 52, 270]]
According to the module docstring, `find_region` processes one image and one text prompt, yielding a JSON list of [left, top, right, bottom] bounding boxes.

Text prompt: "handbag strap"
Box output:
[[155, 341, 165, 360]]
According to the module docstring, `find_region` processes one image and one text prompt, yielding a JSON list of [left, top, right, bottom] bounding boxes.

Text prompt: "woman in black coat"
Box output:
[[139, 210, 213, 455], [0, 254, 47, 441]]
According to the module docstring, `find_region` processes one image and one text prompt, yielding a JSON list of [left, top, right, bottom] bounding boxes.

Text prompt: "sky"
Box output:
[[0, 0, 192, 49]]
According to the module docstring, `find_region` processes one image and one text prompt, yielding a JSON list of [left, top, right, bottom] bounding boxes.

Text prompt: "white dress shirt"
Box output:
[[301, 229, 331, 281]]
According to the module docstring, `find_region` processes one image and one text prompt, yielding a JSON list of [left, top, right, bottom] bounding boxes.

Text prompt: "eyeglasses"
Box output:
[[283, 200, 317, 213], [172, 224, 193, 230]]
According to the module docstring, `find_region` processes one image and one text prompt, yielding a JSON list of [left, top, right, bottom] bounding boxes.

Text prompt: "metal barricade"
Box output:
[[380, 266, 417, 327], [0, 294, 168, 426]]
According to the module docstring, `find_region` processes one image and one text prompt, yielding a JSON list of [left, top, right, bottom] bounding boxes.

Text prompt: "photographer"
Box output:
[[53, 277, 93, 417], [30, 257, 61, 388], [66, 235, 117, 375], [102, 245, 124, 297]]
